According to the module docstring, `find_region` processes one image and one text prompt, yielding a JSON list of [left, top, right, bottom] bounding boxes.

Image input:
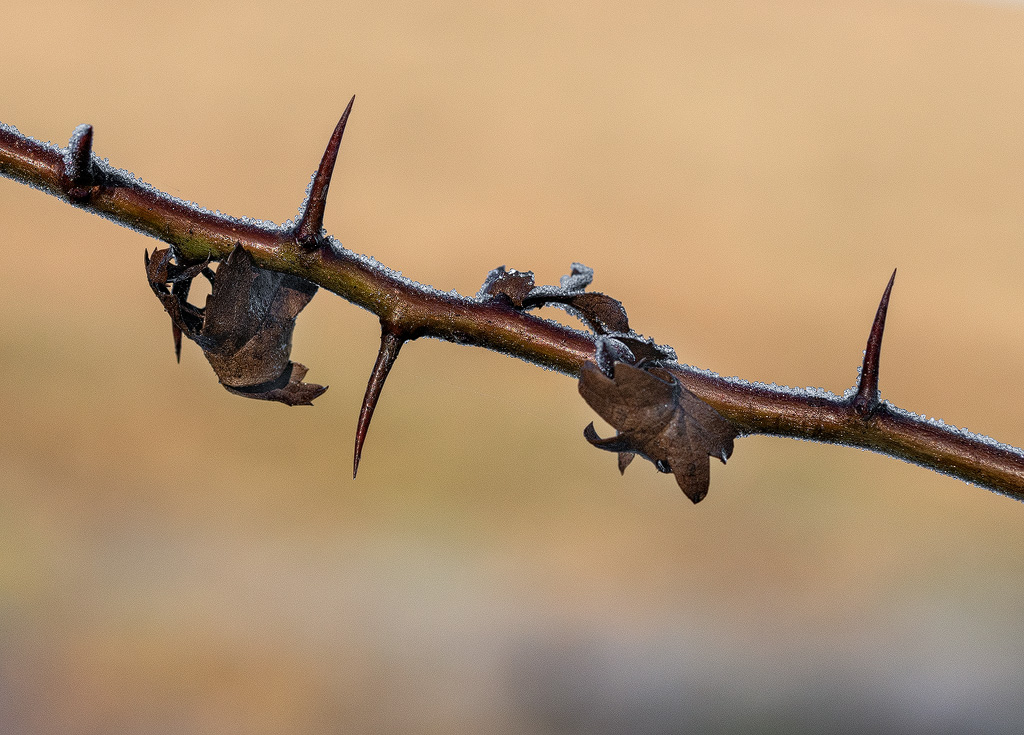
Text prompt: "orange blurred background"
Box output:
[[3, 0, 1024, 732]]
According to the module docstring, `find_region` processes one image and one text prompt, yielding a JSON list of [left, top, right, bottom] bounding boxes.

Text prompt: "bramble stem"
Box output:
[[2, 116, 1022, 498]]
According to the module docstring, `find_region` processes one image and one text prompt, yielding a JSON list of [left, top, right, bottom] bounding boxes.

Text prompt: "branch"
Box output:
[[2, 110, 1022, 499]]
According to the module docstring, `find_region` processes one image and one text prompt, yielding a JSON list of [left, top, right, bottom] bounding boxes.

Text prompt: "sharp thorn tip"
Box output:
[[852, 269, 897, 417], [295, 99, 355, 246], [352, 331, 404, 481]]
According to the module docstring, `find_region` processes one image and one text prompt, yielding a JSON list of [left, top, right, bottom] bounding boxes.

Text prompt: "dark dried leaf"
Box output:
[[515, 262, 630, 335], [614, 336, 676, 365], [478, 266, 535, 308], [579, 361, 737, 503], [563, 292, 630, 334], [145, 244, 326, 406], [519, 262, 594, 304], [144, 248, 207, 337], [223, 363, 326, 406], [593, 336, 635, 377]]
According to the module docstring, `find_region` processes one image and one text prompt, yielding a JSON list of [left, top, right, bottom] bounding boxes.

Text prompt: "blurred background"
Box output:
[[3, 0, 1024, 732]]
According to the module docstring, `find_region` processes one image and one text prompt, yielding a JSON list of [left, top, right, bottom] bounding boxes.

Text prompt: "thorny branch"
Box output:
[[2, 101, 1023, 501]]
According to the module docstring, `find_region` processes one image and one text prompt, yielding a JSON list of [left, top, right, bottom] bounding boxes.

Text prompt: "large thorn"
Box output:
[[295, 95, 355, 247], [353, 329, 404, 478], [64, 124, 94, 200], [852, 268, 897, 417]]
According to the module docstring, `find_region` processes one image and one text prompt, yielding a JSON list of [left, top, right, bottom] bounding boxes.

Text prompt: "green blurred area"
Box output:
[[3, 0, 1024, 732]]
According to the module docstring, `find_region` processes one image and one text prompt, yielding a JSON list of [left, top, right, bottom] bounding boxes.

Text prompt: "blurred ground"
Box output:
[[3, 0, 1024, 732]]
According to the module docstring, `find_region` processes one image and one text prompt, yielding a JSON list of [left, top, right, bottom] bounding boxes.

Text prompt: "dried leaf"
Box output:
[[478, 266, 535, 308], [223, 363, 325, 406], [562, 292, 630, 334], [559, 262, 593, 291], [613, 335, 676, 364], [511, 262, 631, 336], [520, 262, 593, 302], [593, 335, 635, 377], [144, 248, 209, 338], [146, 244, 326, 406], [579, 361, 737, 503]]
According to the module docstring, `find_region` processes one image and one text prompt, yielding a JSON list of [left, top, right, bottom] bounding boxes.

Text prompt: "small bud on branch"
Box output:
[[62, 123, 94, 202]]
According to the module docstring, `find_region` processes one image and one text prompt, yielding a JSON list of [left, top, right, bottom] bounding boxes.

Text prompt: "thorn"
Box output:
[[173, 325, 182, 363], [295, 95, 355, 247], [353, 328, 403, 478], [65, 124, 94, 201], [852, 268, 896, 417]]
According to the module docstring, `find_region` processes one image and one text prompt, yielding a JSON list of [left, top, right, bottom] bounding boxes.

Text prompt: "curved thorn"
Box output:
[[64, 124, 94, 199], [852, 268, 897, 417], [353, 328, 403, 478], [295, 95, 355, 247]]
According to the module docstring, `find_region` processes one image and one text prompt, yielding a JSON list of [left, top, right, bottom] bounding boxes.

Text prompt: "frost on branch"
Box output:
[[145, 244, 326, 406], [579, 361, 738, 504], [4, 110, 1021, 498]]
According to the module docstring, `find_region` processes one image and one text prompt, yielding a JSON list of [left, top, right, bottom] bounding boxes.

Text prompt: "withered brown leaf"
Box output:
[[561, 292, 630, 335], [578, 361, 737, 503], [478, 266, 536, 308], [479, 264, 636, 346], [613, 335, 676, 364], [145, 244, 326, 406]]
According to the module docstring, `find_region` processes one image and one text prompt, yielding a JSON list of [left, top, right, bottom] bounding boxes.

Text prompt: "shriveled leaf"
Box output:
[[559, 262, 594, 292], [478, 266, 535, 308], [579, 361, 737, 503], [199, 245, 317, 387], [145, 244, 326, 406], [144, 248, 208, 338], [614, 335, 676, 364], [515, 262, 631, 336], [563, 292, 630, 334], [223, 362, 326, 406], [593, 335, 635, 377], [522, 262, 594, 302]]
